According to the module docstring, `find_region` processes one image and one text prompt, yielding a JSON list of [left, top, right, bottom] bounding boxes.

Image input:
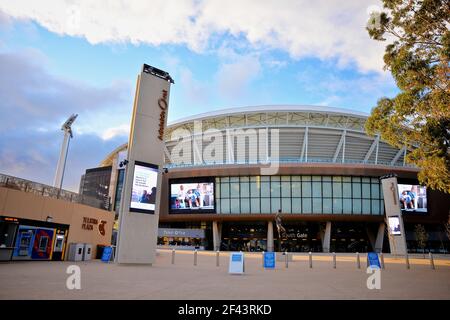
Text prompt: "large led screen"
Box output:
[[398, 184, 427, 214], [388, 216, 401, 236], [169, 178, 215, 213], [130, 161, 159, 214]]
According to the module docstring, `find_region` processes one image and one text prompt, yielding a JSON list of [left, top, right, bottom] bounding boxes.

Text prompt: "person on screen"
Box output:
[[195, 184, 203, 207], [139, 190, 150, 203], [177, 185, 186, 208], [148, 187, 156, 204], [400, 191, 413, 209], [187, 189, 197, 208]]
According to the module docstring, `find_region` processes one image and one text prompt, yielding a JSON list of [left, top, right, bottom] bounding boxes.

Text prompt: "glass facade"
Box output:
[[216, 175, 384, 215]]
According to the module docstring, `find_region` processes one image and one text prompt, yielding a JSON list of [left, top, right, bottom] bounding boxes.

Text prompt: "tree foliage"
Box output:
[[366, 0, 450, 193], [414, 224, 428, 252]]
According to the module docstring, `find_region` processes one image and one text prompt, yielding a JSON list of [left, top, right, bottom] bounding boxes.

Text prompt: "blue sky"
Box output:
[[0, 1, 398, 192]]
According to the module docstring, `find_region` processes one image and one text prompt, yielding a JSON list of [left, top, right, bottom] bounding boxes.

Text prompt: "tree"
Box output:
[[365, 0, 450, 193], [414, 224, 428, 256]]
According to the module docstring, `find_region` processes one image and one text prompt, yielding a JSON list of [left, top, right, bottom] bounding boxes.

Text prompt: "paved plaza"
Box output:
[[1, 249, 449, 300]]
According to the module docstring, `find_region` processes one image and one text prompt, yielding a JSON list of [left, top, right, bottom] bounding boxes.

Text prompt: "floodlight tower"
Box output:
[[53, 114, 78, 189]]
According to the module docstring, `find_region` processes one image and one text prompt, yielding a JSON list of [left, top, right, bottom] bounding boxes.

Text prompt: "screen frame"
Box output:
[[169, 177, 216, 214], [129, 160, 159, 214], [388, 215, 402, 236]]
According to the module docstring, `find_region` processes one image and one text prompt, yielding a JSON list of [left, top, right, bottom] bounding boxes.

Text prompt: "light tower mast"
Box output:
[[53, 114, 78, 189]]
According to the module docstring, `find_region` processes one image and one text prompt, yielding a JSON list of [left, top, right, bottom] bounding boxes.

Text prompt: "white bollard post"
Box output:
[[216, 250, 220, 267], [356, 252, 361, 269], [285, 251, 288, 268], [171, 248, 175, 264], [262, 251, 265, 268], [333, 252, 336, 269], [194, 249, 198, 266], [405, 253, 410, 269], [309, 251, 312, 268], [380, 252, 385, 269]]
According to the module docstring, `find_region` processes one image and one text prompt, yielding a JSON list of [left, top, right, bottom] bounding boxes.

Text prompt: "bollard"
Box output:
[[216, 250, 220, 267], [309, 252, 312, 268], [332, 252, 336, 269], [429, 252, 435, 270], [285, 251, 289, 268], [194, 249, 198, 266], [171, 249, 175, 265], [262, 251, 265, 268], [405, 253, 410, 269], [356, 252, 361, 269], [380, 252, 385, 269]]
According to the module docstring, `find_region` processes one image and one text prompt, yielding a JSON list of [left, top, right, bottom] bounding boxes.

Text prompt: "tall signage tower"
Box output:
[[116, 64, 174, 264]]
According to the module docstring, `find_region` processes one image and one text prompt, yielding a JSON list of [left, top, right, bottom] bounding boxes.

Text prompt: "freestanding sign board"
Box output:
[[116, 64, 173, 264], [101, 246, 113, 263], [367, 252, 381, 269], [380, 176, 408, 255], [264, 252, 276, 269], [228, 252, 245, 275]]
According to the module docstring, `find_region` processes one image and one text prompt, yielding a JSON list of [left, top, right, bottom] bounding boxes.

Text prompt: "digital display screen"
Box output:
[[130, 161, 159, 214], [398, 184, 427, 214], [169, 177, 215, 213], [388, 216, 401, 236]]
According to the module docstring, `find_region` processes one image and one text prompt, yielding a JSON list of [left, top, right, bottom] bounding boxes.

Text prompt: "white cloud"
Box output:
[[0, 0, 387, 73], [101, 124, 129, 140]]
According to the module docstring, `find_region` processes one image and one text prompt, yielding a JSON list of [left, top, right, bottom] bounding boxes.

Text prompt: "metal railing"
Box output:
[[0, 173, 110, 210]]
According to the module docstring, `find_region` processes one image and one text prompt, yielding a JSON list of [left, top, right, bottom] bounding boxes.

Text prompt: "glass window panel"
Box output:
[[281, 182, 291, 197], [371, 199, 380, 215], [216, 197, 221, 213], [281, 176, 290, 182], [352, 199, 362, 214], [291, 182, 301, 197], [292, 198, 301, 213], [380, 200, 385, 214], [240, 181, 249, 197], [322, 176, 332, 182], [362, 199, 371, 214], [352, 177, 361, 183], [352, 182, 361, 198], [371, 178, 378, 183], [333, 198, 342, 214], [250, 180, 260, 197], [230, 177, 239, 183], [302, 175, 311, 181], [250, 176, 259, 182], [291, 176, 301, 181], [379, 186, 384, 199], [333, 176, 342, 182], [261, 176, 270, 182], [312, 176, 321, 182], [282, 198, 291, 213], [270, 181, 281, 197], [302, 181, 312, 197], [216, 181, 220, 198], [342, 176, 351, 182], [261, 182, 270, 197], [221, 182, 230, 198], [270, 176, 280, 182], [261, 198, 271, 212], [323, 182, 332, 197], [362, 184, 371, 199], [332, 181, 342, 198], [250, 198, 260, 214], [230, 198, 240, 213], [220, 198, 230, 214], [323, 198, 332, 214], [240, 198, 250, 214], [362, 177, 370, 183], [271, 198, 281, 213], [312, 198, 322, 213], [313, 181, 322, 198], [302, 198, 312, 213], [221, 177, 230, 183], [371, 183, 380, 199], [240, 176, 249, 183], [230, 182, 240, 197], [343, 199, 352, 213], [342, 183, 351, 198]]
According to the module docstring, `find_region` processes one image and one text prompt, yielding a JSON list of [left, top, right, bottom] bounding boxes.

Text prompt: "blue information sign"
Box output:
[[264, 252, 276, 269], [367, 252, 381, 269], [101, 246, 113, 263]]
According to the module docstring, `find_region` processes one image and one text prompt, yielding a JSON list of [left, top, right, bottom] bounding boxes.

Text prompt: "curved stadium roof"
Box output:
[[101, 105, 413, 169]]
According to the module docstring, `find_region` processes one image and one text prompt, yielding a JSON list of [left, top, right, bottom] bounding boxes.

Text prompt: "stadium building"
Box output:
[[93, 105, 450, 253]]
